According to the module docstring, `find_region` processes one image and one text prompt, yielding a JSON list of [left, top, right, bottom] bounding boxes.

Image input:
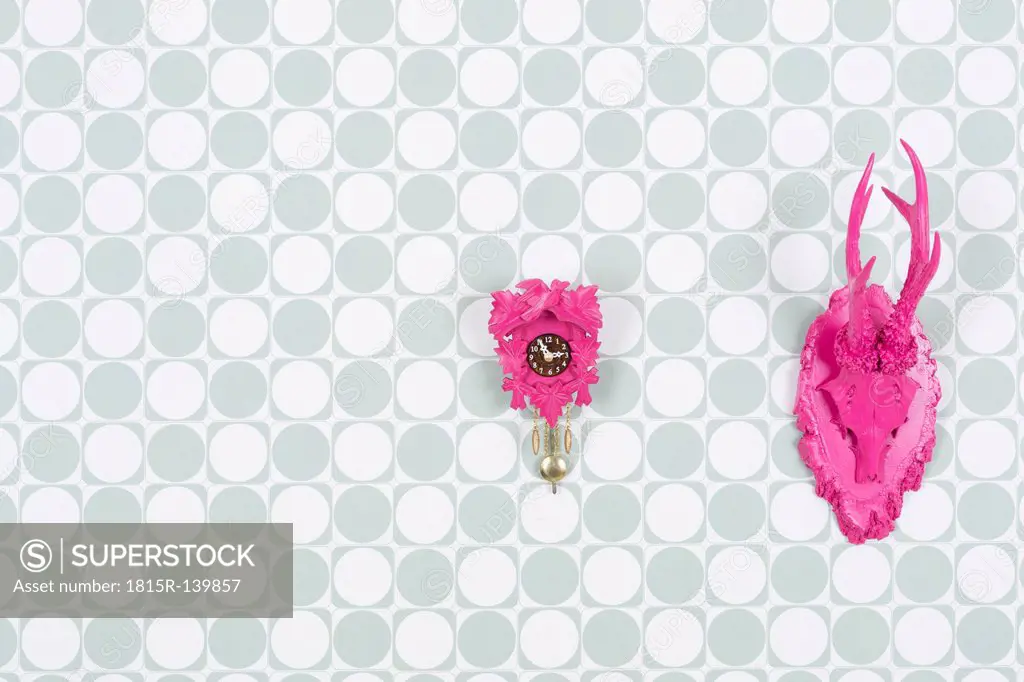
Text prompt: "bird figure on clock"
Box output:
[[488, 279, 603, 492]]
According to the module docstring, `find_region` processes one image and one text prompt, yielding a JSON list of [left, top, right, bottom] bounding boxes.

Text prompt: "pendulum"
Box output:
[[539, 404, 572, 493], [489, 279, 603, 492]]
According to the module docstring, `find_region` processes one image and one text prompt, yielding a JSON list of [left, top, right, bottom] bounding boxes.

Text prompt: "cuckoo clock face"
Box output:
[[527, 333, 571, 377]]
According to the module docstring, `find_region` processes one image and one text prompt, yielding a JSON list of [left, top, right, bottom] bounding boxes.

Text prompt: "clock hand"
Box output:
[[536, 338, 554, 361]]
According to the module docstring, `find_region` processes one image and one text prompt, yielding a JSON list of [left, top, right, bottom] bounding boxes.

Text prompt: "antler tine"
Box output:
[[846, 153, 875, 284], [847, 256, 876, 348], [882, 140, 939, 315]]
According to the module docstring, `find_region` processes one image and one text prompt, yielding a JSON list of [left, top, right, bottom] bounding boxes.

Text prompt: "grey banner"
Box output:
[[0, 523, 293, 617]]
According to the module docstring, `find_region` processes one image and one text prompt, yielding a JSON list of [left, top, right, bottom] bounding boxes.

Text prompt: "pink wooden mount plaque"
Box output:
[[794, 140, 942, 544]]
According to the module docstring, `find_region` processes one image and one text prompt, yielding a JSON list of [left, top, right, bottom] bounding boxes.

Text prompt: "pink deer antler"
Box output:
[[879, 140, 941, 375], [841, 154, 878, 368]]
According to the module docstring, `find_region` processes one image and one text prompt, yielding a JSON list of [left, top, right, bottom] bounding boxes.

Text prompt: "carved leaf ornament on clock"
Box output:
[[489, 279, 602, 492], [795, 140, 942, 544]]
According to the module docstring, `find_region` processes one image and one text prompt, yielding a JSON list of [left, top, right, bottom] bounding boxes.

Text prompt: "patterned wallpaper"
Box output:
[[0, 0, 1021, 678]]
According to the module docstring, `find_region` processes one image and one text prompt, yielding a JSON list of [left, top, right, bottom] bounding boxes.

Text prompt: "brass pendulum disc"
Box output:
[[539, 453, 567, 493]]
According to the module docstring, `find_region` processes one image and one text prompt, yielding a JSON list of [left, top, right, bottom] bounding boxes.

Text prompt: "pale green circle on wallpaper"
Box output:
[[209, 486, 267, 521], [835, 0, 891, 41], [771, 547, 827, 602], [336, 111, 393, 167], [84, 487, 142, 522], [710, 110, 767, 166], [583, 485, 641, 541], [833, 109, 891, 167], [397, 424, 453, 480], [85, 237, 142, 294], [585, 112, 641, 167], [523, 173, 579, 230], [832, 608, 889, 664], [87, 0, 146, 45], [25, 51, 81, 108], [208, 619, 266, 668], [275, 175, 331, 231], [398, 174, 455, 231], [148, 175, 206, 232], [648, 298, 704, 353], [708, 610, 764, 665], [210, 361, 267, 418], [773, 48, 829, 105], [334, 611, 391, 667], [211, 112, 269, 169], [459, 611, 517, 667], [399, 50, 455, 106], [648, 173, 704, 230], [150, 50, 207, 107], [275, 50, 332, 107], [86, 112, 144, 170], [396, 548, 451, 605], [461, 0, 517, 43], [22, 424, 77, 483], [583, 609, 640, 666], [710, 0, 767, 42], [24, 176, 79, 233], [210, 237, 268, 293], [85, 362, 142, 418], [521, 548, 578, 605], [334, 485, 391, 542], [647, 547, 703, 603], [461, 111, 519, 168], [336, 0, 394, 43], [647, 422, 703, 479], [584, 235, 641, 291], [709, 484, 765, 540], [460, 485, 514, 541], [771, 173, 828, 230], [897, 49, 954, 105], [148, 301, 205, 356], [523, 49, 580, 106], [959, 110, 1014, 166], [959, 0, 1015, 42], [335, 236, 393, 292], [772, 297, 824, 353], [275, 299, 330, 355], [649, 49, 705, 105], [23, 300, 79, 357], [147, 425, 205, 482], [83, 618, 143, 667], [0, 0, 18, 43]]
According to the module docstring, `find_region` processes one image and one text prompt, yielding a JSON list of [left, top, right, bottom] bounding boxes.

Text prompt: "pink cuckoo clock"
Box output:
[[489, 279, 602, 492], [795, 140, 942, 543]]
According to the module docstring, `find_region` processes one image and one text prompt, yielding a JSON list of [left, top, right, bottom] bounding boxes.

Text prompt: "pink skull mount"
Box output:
[[489, 279, 602, 492], [795, 140, 942, 544]]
